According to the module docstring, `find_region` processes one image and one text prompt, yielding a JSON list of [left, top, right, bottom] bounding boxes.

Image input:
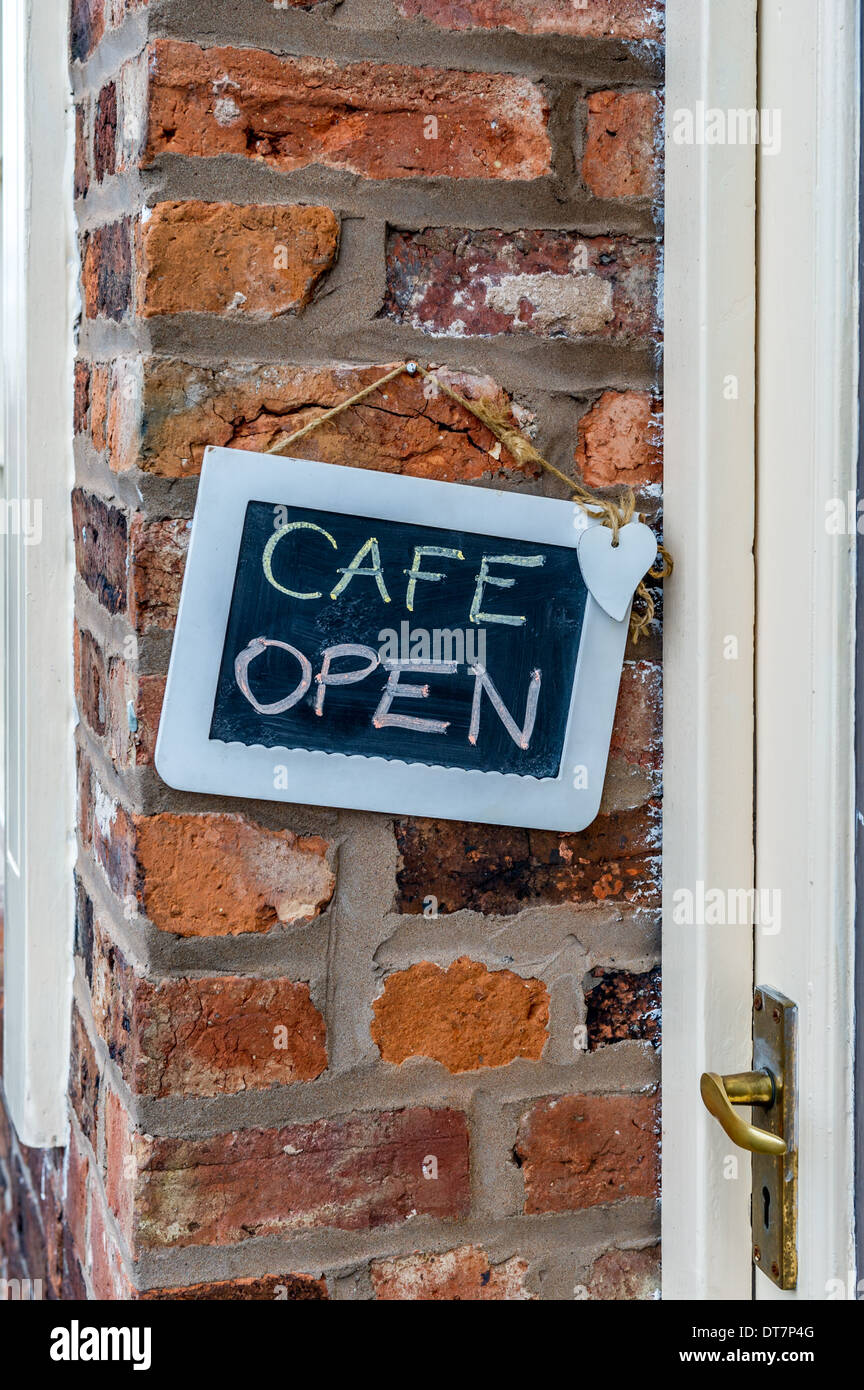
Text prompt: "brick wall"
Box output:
[[0, 0, 663, 1301]]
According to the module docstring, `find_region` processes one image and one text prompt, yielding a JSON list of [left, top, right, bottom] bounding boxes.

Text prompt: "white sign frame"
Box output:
[[155, 448, 631, 831]]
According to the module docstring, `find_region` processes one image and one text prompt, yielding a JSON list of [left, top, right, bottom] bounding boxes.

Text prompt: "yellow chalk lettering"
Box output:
[[330, 536, 391, 604], [263, 521, 338, 599]]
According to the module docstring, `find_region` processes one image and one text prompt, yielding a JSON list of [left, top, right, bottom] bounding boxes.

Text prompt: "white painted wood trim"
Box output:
[[754, 0, 858, 1301], [662, 0, 758, 1299], [1, 0, 76, 1146]]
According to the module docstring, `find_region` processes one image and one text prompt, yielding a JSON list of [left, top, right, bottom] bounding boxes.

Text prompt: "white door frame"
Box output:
[[1, 0, 76, 1147], [663, 0, 858, 1299], [754, 0, 858, 1301]]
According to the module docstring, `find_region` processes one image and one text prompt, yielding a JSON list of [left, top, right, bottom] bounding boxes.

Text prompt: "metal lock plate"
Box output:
[[751, 987, 798, 1290]]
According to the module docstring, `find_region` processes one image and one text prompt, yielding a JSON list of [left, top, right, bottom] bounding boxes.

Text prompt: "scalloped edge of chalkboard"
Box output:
[[206, 736, 563, 785]]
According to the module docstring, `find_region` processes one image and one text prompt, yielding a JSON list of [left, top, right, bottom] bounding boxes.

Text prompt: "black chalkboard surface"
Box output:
[[209, 500, 588, 779]]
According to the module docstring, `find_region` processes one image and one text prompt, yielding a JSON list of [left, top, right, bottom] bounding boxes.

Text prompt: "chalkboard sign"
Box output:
[[156, 449, 634, 831]]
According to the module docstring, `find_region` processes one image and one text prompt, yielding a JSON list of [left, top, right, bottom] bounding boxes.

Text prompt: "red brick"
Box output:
[[574, 391, 662, 489], [94, 81, 117, 182], [585, 966, 661, 1050], [91, 924, 327, 1096], [610, 660, 662, 770], [515, 1093, 659, 1212], [139, 1273, 328, 1300], [372, 1245, 535, 1300], [81, 218, 133, 321], [75, 874, 95, 987], [128, 514, 188, 632], [137, 202, 340, 318], [20, 1146, 64, 1298], [106, 660, 165, 768], [588, 1245, 660, 1299], [72, 492, 128, 617], [74, 102, 90, 199], [398, 0, 664, 40], [583, 90, 661, 200], [107, 1099, 470, 1251], [64, 1127, 90, 1281], [62, 1228, 89, 1301], [74, 625, 108, 738], [106, 357, 142, 471], [131, 812, 335, 937], [74, 360, 90, 435], [372, 957, 548, 1072], [90, 1188, 130, 1300], [90, 364, 110, 452], [133, 358, 532, 481], [68, 1007, 101, 1149], [145, 40, 550, 181], [384, 230, 657, 339], [8, 1154, 53, 1291], [71, 0, 106, 63], [88, 776, 139, 903], [395, 805, 661, 914]]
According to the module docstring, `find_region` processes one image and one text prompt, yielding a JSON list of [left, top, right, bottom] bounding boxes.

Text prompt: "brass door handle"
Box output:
[[699, 1069, 787, 1156]]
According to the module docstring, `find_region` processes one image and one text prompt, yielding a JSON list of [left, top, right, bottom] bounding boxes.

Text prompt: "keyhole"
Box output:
[[762, 1185, 771, 1231]]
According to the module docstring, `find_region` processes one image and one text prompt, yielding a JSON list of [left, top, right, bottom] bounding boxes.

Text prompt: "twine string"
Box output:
[[266, 360, 672, 642]]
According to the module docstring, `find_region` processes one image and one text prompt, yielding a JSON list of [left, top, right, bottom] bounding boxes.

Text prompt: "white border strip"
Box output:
[[1, 0, 76, 1147], [754, 0, 858, 1301], [663, 0, 758, 1299]]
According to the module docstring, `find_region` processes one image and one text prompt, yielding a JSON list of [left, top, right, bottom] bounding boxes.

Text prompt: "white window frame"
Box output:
[[663, 0, 858, 1298], [1, 0, 76, 1147]]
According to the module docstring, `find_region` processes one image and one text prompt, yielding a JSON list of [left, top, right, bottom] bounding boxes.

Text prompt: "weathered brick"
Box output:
[[132, 358, 531, 481], [515, 1093, 659, 1212], [372, 957, 548, 1072], [70, 0, 106, 63], [82, 218, 133, 321], [128, 514, 189, 632], [90, 364, 110, 453], [585, 966, 661, 1050], [145, 40, 550, 181], [94, 81, 117, 182], [90, 1188, 130, 1300], [583, 90, 661, 200], [88, 776, 139, 904], [19, 1146, 64, 1298], [74, 360, 90, 435], [8, 1154, 53, 1291], [91, 923, 327, 1096], [106, 659, 165, 768], [107, 1099, 470, 1251], [137, 202, 340, 319], [130, 812, 335, 936], [64, 1127, 90, 1287], [71, 489, 128, 615], [69, 1008, 101, 1149], [74, 625, 108, 738], [74, 102, 90, 199], [106, 357, 143, 470], [384, 230, 657, 339], [74, 874, 95, 988], [396, 805, 661, 914], [574, 391, 662, 490], [588, 1245, 660, 1299], [80, 773, 336, 934], [62, 1227, 88, 1301], [139, 1272, 328, 1300], [398, 0, 664, 40], [372, 1245, 535, 1300], [610, 661, 662, 771]]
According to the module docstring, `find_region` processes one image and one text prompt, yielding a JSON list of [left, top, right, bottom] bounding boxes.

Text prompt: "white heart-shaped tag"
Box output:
[[577, 521, 658, 623]]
